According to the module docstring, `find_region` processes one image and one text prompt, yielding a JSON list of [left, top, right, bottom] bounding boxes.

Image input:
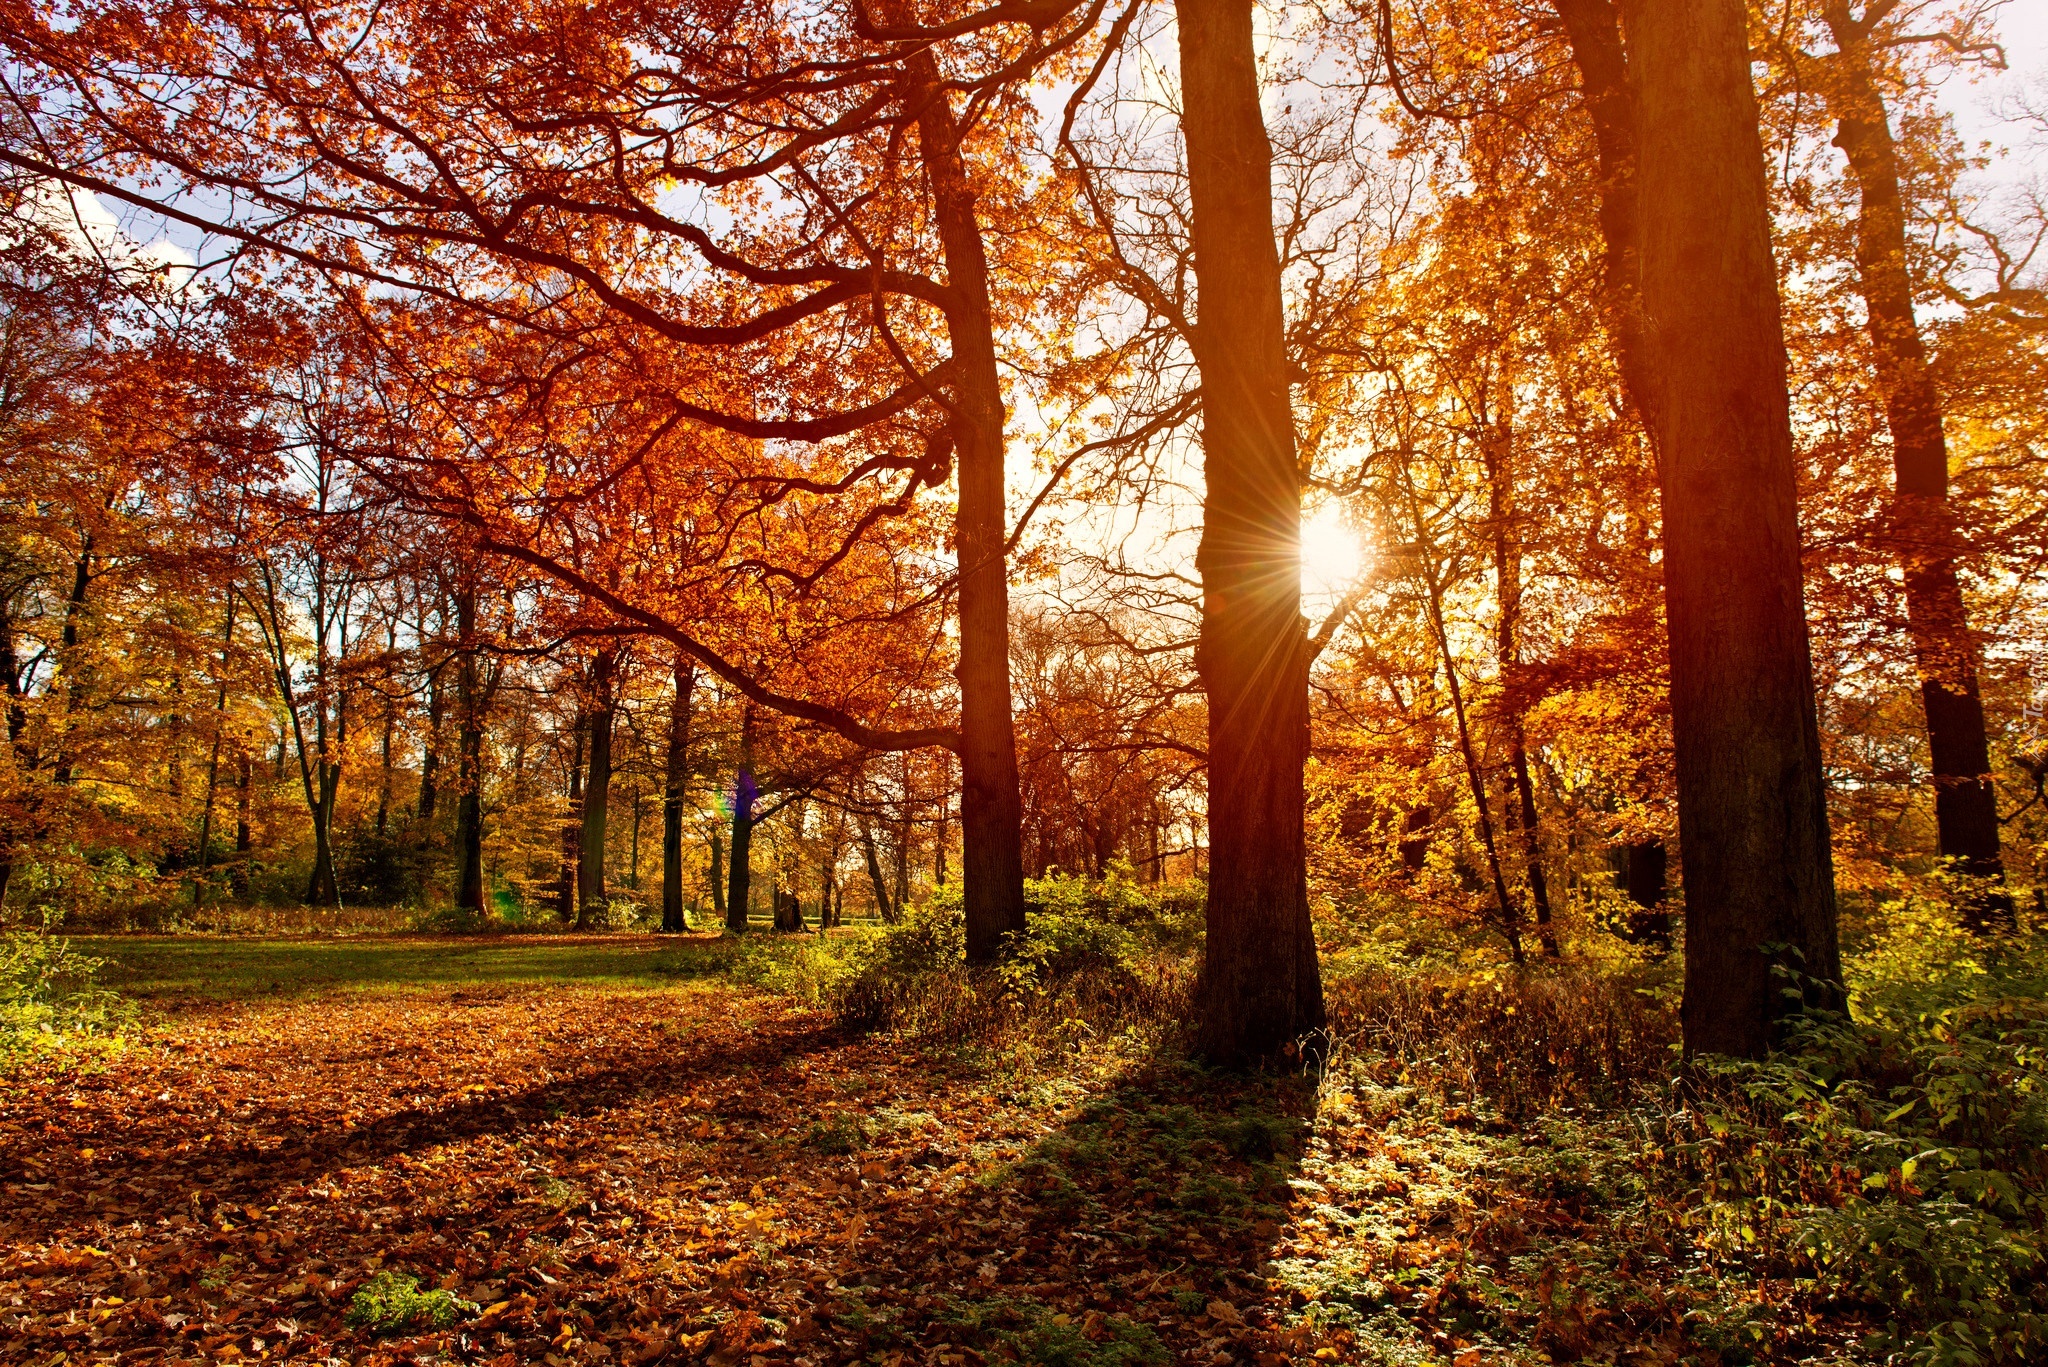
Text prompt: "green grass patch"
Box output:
[[72, 931, 849, 1000]]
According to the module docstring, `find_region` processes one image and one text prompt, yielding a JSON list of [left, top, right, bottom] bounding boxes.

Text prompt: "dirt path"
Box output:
[[1, 981, 1324, 1366]]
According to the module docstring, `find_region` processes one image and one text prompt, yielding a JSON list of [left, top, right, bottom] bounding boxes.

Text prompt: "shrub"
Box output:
[[0, 929, 133, 1060], [830, 872, 1200, 1049], [1662, 913, 2048, 1365], [343, 1270, 476, 1336]]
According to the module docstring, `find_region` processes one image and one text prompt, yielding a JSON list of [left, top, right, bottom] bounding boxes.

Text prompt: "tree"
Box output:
[[1808, 0, 2007, 909], [1174, 0, 1325, 1062], [1554, 0, 1841, 1054], [661, 651, 697, 933]]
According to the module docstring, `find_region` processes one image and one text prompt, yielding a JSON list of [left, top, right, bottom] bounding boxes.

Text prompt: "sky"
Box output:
[[1939, 1, 2047, 169]]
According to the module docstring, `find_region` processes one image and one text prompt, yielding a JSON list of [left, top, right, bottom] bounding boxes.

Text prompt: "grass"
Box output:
[[71, 931, 832, 999]]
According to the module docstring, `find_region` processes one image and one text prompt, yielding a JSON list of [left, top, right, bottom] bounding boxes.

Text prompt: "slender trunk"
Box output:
[[376, 619, 398, 837], [662, 654, 696, 932], [820, 849, 840, 929], [905, 53, 1029, 962], [861, 820, 897, 924], [709, 829, 727, 925], [726, 705, 755, 933], [558, 711, 584, 922], [453, 585, 486, 915], [630, 786, 642, 889], [1820, 5, 2005, 919], [1559, 0, 1841, 1054], [194, 594, 238, 903], [51, 533, 92, 785], [1176, 0, 1324, 1062], [1484, 435, 1559, 956], [1411, 519, 1526, 964], [233, 750, 252, 899], [578, 648, 616, 926], [419, 660, 446, 824]]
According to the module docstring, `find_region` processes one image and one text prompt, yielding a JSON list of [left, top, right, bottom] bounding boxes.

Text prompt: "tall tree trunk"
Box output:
[[905, 53, 1029, 963], [419, 660, 445, 824], [558, 711, 584, 922], [578, 648, 617, 927], [194, 594, 237, 904], [1484, 434, 1559, 957], [1175, 0, 1324, 1063], [861, 820, 897, 924], [1819, 3, 2005, 917], [453, 585, 486, 916], [1558, 0, 1841, 1055], [662, 653, 696, 932], [51, 532, 92, 785], [726, 705, 756, 933], [708, 829, 727, 925], [233, 750, 252, 899]]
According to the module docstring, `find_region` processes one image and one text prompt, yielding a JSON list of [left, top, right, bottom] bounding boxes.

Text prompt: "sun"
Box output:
[[1301, 503, 1366, 597]]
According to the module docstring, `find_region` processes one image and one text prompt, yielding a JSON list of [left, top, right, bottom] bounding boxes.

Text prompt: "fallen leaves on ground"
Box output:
[[0, 976, 1338, 1366]]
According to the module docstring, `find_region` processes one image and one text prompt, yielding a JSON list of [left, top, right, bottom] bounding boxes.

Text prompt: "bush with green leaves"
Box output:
[[1664, 909, 2048, 1366], [830, 871, 1200, 1042], [0, 930, 132, 1058], [343, 1270, 476, 1336]]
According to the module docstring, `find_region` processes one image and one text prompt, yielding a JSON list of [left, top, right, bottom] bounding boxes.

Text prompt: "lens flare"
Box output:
[[1301, 504, 1365, 596]]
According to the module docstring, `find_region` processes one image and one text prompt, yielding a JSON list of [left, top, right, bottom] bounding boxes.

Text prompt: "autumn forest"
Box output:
[[0, 0, 2045, 1363]]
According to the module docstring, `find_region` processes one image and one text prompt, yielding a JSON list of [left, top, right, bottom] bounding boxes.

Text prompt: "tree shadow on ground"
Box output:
[[0, 987, 1321, 1366], [787, 1054, 1322, 1367]]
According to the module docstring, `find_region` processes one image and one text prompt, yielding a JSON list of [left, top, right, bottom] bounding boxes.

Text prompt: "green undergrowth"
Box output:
[[1296, 898, 2048, 1365], [1, 929, 133, 1063], [343, 1270, 477, 1336], [829, 870, 1200, 1060]]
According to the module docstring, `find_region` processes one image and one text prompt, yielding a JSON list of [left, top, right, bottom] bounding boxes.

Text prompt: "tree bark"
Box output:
[[1819, 3, 2005, 915], [708, 828, 727, 925], [662, 653, 696, 932], [558, 710, 584, 922], [453, 584, 487, 916], [233, 750, 252, 899], [726, 705, 756, 933], [194, 594, 237, 903], [1484, 434, 1560, 957], [861, 819, 897, 924], [1558, 0, 1842, 1054], [419, 658, 445, 824], [905, 54, 1029, 963], [1175, 0, 1325, 1064], [578, 648, 617, 927]]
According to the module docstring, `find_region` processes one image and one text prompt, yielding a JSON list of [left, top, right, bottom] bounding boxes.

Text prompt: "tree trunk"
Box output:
[[1562, 0, 1841, 1055], [708, 828, 727, 925], [1175, 0, 1326, 1064], [453, 585, 486, 916], [726, 705, 756, 933], [861, 820, 897, 924], [662, 653, 696, 932], [194, 594, 237, 904], [1624, 838, 1670, 946], [905, 53, 1030, 963], [558, 710, 584, 922], [51, 533, 91, 785], [1484, 435, 1559, 957], [578, 648, 617, 927], [233, 750, 252, 899], [1820, 4, 2005, 917], [419, 660, 445, 824]]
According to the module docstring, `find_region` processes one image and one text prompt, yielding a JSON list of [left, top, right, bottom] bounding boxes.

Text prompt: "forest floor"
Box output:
[[1, 936, 1830, 1367]]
